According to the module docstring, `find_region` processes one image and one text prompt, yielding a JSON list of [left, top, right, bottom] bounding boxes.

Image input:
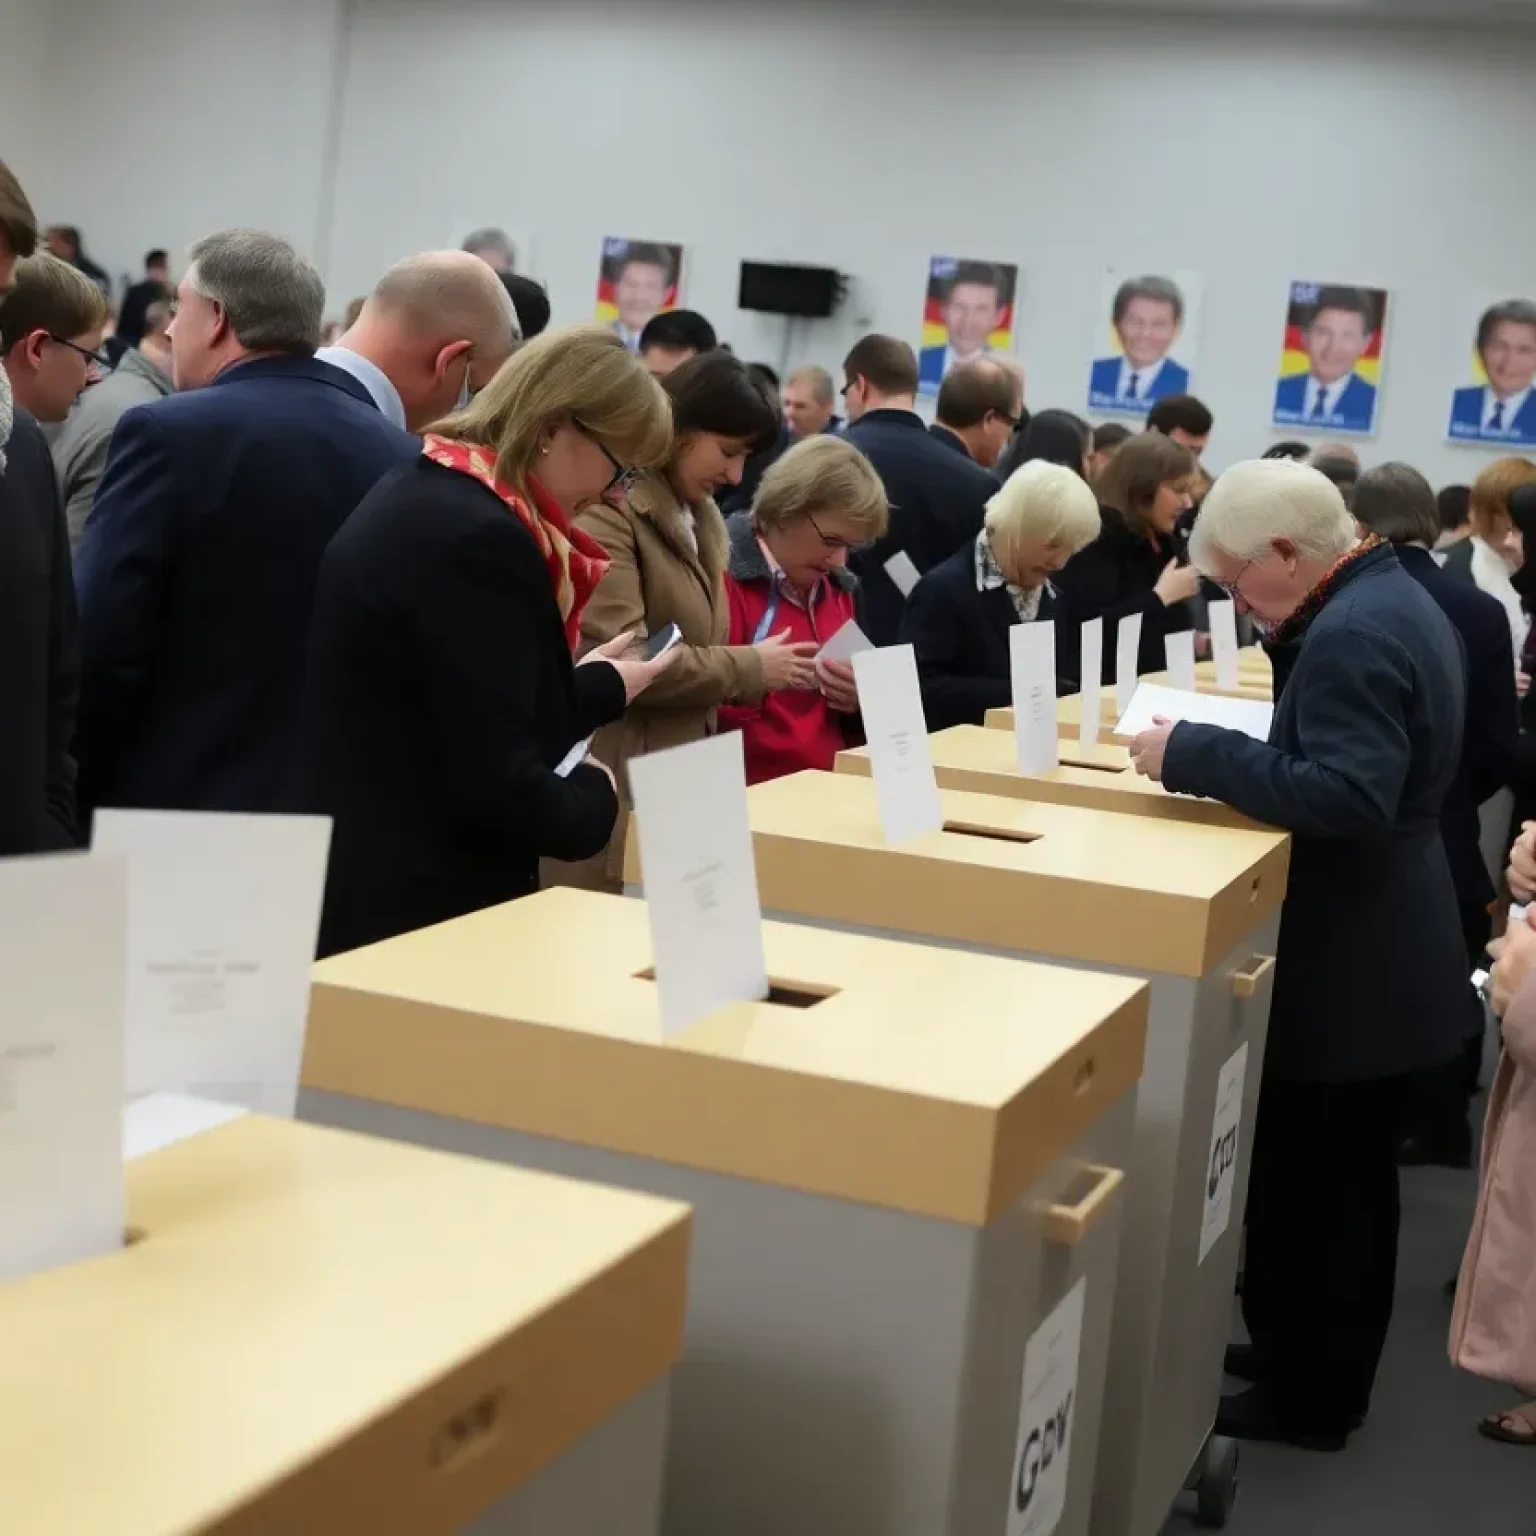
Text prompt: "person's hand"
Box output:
[[1509, 822, 1536, 900], [579, 631, 643, 665], [1519, 668, 1531, 699], [1489, 911, 1536, 1019], [1129, 716, 1176, 782], [1154, 559, 1202, 608], [815, 654, 859, 713], [755, 628, 819, 692], [605, 642, 682, 703], [1194, 631, 1212, 660]]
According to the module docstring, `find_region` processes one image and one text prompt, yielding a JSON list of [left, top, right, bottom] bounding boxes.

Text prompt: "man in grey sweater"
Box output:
[[53, 297, 175, 550]]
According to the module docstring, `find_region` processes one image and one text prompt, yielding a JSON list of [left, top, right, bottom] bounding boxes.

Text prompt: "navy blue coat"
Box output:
[[843, 408, 998, 647], [74, 354, 417, 816], [900, 541, 1078, 730], [1162, 543, 1468, 1083]]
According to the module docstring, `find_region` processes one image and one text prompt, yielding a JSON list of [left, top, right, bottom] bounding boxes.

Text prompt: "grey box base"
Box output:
[[462, 1377, 669, 1534], [301, 1087, 1134, 1536]]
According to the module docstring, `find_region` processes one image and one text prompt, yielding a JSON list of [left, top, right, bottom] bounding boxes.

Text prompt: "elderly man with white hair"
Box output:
[[1130, 457, 1468, 1453]]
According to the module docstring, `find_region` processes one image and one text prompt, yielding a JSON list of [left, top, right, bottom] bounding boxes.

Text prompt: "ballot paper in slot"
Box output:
[[1078, 617, 1105, 750], [1115, 611, 1144, 715], [853, 642, 944, 844], [1209, 599, 1241, 691], [1165, 630, 1197, 691], [1115, 681, 1274, 742], [1010, 620, 1060, 776]]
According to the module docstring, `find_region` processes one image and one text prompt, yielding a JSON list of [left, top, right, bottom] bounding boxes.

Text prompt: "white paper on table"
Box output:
[[819, 619, 875, 663], [123, 1092, 248, 1161], [628, 733, 769, 1039], [852, 643, 944, 844], [1077, 619, 1104, 749], [1006, 1277, 1087, 1536], [91, 810, 332, 1119], [1209, 599, 1240, 691], [1199, 1042, 1250, 1265], [1010, 622, 1060, 777], [1115, 681, 1273, 742], [1114, 611, 1144, 716], [0, 852, 128, 1284], [555, 735, 594, 778], [884, 550, 921, 598], [1164, 630, 1197, 691]]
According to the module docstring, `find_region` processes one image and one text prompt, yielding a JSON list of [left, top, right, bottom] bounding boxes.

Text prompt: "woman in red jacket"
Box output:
[[720, 436, 889, 783]]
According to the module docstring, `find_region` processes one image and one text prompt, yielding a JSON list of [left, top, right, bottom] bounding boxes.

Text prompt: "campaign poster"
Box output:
[[917, 255, 1019, 400], [1087, 269, 1202, 418], [1271, 281, 1388, 437], [1447, 296, 1536, 448], [596, 237, 684, 353]]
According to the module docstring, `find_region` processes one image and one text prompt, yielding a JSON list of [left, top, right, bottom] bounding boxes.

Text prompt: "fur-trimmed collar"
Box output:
[[625, 470, 730, 584], [725, 509, 858, 591]]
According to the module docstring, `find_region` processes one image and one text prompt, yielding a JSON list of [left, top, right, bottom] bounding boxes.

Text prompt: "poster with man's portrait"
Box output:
[[595, 238, 684, 353], [1448, 296, 1536, 448], [917, 256, 1019, 400], [1272, 281, 1389, 437], [1087, 270, 1202, 418]]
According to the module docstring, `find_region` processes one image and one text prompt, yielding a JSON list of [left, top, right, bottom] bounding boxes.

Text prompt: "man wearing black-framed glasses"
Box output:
[[0, 251, 110, 426]]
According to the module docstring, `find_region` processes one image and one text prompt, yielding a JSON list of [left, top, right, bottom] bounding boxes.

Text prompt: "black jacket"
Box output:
[[1052, 507, 1194, 681], [1163, 544, 1468, 1083], [298, 457, 625, 957], [900, 541, 1077, 730], [0, 409, 79, 853], [843, 408, 997, 646]]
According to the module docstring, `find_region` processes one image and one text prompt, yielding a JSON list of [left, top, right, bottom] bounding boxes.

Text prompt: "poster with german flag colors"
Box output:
[[1272, 281, 1388, 437], [917, 255, 1018, 400], [595, 237, 685, 353]]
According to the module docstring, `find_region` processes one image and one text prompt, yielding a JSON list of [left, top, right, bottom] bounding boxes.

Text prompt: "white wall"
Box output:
[[0, 0, 59, 197]]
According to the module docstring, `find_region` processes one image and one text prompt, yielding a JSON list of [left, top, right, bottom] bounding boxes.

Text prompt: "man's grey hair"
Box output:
[[1113, 274, 1185, 326], [787, 364, 834, 405], [186, 229, 323, 354], [142, 298, 173, 338], [1189, 459, 1357, 572], [461, 227, 514, 267]]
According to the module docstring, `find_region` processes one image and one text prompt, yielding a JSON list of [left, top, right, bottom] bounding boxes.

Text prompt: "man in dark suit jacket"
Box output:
[[840, 334, 997, 645], [74, 229, 417, 818]]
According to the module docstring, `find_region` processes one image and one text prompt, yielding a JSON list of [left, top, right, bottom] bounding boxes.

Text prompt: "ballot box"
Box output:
[[985, 693, 1135, 746], [712, 771, 1290, 1534], [300, 887, 1148, 1536], [1141, 667, 1273, 701], [0, 1114, 689, 1536], [838, 724, 1273, 833]]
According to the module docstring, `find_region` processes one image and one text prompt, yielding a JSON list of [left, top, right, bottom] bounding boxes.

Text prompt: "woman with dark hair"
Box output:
[[994, 408, 1090, 481]]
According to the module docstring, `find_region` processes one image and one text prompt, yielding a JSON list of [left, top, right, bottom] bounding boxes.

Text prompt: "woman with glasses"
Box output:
[[717, 435, 889, 783], [568, 351, 820, 884], [297, 326, 680, 956], [901, 460, 1102, 730]]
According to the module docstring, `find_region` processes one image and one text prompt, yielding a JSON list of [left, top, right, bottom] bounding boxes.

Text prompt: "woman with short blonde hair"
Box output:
[[1443, 455, 1536, 654], [900, 459, 1100, 730]]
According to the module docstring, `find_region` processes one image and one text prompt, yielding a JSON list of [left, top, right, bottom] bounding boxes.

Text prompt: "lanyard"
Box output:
[[751, 587, 783, 645]]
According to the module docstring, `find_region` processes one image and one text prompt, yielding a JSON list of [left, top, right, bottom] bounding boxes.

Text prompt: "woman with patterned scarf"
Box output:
[[298, 325, 680, 957], [1127, 458, 1470, 1453]]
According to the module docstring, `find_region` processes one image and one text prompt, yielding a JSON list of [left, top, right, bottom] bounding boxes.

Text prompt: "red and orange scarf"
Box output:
[[421, 434, 610, 650], [1265, 531, 1385, 648]]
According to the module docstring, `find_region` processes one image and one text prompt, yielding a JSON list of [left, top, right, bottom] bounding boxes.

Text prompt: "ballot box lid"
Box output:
[[0, 1116, 688, 1535], [306, 888, 1148, 1228], [739, 770, 1289, 978], [985, 694, 1134, 744]]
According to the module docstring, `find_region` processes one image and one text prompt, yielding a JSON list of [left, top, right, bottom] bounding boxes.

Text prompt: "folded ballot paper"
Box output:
[[1115, 681, 1274, 743]]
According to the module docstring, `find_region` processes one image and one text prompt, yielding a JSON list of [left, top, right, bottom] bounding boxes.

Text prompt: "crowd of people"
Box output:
[[5, 151, 1536, 1461]]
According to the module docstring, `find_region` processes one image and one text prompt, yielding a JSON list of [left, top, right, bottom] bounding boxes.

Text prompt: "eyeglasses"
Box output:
[[48, 334, 110, 372], [1214, 559, 1253, 599], [806, 508, 874, 554], [575, 420, 641, 496]]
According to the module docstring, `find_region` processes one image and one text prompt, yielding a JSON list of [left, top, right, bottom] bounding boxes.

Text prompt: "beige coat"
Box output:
[[1451, 971, 1536, 1393]]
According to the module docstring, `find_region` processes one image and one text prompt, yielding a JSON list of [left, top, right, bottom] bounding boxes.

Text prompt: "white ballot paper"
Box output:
[[1116, 681, 1274, 742], [91, 810, 332, 1118], [1164, 630, 1197, 691], [1209, 599, 1241, 691], [884, 550, 921, 597], [1011, 622, 1060, 777], [0, 852, 128, 1284], [1114, 611, 1144, 716], [628, 732, 769, 1039], [123, 1092, 248, 1162], [819, 619, 875, 663], [1077, 618, 1105, 750], [853, 643, 944, 844]]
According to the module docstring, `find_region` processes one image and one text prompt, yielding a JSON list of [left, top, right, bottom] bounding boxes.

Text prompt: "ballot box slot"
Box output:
[[632, 968, 840, 1010], [941, 820, 1042, 846], [1057, 757, 1127, 776]]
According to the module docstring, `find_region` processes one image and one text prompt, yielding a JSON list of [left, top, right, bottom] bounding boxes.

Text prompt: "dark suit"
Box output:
[[74, 354, 417, 818], [1272, 371, 1377, 434], [1088, 355, 1189, 411], [0, 408, 79, 853], [299, 458, 624, 956], [900, 542, 1077, 730], [843, 408, 997, 646], [1450, 385, 1536, 445]]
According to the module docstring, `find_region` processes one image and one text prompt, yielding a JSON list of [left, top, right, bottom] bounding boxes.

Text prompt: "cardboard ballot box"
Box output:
[[838, 724, 1272, 832], [0, 1115, 688, 1536], [985, 692, 1134, 746], [301, 887, 1148, 1536], [716, 771, 1290, 1536]]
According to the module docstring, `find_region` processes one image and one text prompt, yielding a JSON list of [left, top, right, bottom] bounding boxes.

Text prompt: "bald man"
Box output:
[[317, 250, 519, 432]]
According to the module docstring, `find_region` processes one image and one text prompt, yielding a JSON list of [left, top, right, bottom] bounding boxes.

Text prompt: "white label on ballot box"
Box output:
[[852, 643, 943, 844], [1114, 610, 1143, 715], [1164, 629, 1197, 691], [91, 810, 332, 1118], [1209, 598, 1241, 690], [1199, 1041, 1250, 1265], [628, 732, 769, 1039], [1010, 622, 1060, 776], [0, 853, 127, 1284], [1077, 618, 1104, 750], [1008, 1277, 1087, 1536]]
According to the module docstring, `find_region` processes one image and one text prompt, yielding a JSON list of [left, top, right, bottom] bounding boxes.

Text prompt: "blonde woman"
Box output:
[[1442, 456, 1536, 658], [718, 435, 890, 782], [900, 459, 1102, 730], [298, 325, 679, 956]]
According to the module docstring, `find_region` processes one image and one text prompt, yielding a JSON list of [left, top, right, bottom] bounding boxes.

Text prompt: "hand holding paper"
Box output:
[[1116, 681, 1274, 742]]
